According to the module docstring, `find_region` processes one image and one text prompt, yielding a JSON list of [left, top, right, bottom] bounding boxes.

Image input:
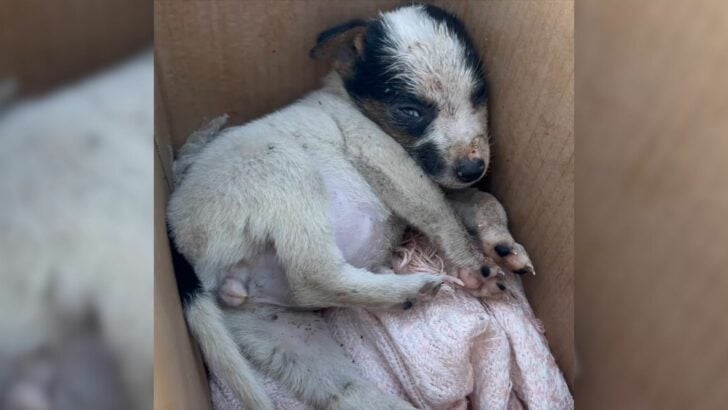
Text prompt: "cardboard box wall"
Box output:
[[0, 0, 152, 96], [155, 1, 574, 409]]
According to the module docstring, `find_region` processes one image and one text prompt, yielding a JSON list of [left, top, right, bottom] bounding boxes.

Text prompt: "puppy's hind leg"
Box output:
[[224, 306, 415, 410], [252, 145, 446, 311]]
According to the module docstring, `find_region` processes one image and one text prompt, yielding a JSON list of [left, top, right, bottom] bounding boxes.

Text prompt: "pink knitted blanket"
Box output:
[[210, 233, 573, 409]]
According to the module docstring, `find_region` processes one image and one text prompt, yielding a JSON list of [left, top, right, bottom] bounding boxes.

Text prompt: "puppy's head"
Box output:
[[312, 5, 489, 189]]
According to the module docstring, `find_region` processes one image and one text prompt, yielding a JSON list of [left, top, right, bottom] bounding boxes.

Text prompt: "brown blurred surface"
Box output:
[[576, 0, 728, 408], [155, 0, 574, 407], [0, 0, 152, 96]]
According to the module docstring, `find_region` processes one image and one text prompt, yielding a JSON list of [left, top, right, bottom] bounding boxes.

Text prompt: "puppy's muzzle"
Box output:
[[455, 158, 486, 183]]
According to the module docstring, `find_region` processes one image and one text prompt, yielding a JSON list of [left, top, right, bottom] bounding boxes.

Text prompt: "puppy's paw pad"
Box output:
[[490, 242, 535, 275], [494, 244, 512, 257]]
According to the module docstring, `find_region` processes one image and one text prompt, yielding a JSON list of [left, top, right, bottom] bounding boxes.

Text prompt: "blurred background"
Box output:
[[576, 0, 728, 408], [0, 1, 152, 409]]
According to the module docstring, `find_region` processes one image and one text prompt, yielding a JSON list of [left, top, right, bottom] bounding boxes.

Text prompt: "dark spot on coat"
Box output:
[[343, 19, 439, 143], [271, 314, 278, 321], [408, 142, 444, 177], [403, 300, 413, 310]]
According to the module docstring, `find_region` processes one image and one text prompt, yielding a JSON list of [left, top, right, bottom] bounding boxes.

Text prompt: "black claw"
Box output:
[[497, 283, 506, 291], [480, 266, 491, 277], [494, 244, 512, 257], [403, 301, 413, 310]]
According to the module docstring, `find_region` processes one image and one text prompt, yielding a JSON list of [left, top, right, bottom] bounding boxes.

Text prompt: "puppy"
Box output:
[[168, 5, 532, 409]]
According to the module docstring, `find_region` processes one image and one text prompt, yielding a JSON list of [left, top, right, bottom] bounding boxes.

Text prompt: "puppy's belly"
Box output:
[[322, 171, 392, 269], [228, 170, 392, 307]]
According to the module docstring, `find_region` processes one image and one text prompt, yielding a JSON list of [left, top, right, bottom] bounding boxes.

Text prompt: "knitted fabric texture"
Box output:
[[211, 232, 573, 409]]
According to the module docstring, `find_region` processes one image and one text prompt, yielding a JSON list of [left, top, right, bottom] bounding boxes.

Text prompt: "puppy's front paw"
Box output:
[[457, 259, 503, 289], [490, 242, 535, 275], [465, 276, 510, 299]]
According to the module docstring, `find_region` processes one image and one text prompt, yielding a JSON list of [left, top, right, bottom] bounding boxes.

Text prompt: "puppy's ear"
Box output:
[[309, 19, 367, 74]]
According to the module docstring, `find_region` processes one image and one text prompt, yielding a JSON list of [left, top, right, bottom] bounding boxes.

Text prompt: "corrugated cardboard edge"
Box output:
[[154, 69, 213, 410]]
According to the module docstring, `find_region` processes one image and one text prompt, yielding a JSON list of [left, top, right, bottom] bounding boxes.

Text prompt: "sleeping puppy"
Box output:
[[168, 5, 532, 409]]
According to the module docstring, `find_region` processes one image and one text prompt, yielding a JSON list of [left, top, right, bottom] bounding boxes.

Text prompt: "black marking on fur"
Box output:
[[342, 18, 390, 99], [515, 268, 530, 275], [166, 226, 202, 306], [389, 95, 438, 139], [497, 283, 506, 291], [495, 244, 512, 257], [403, 300, 414, 310], [343, 19, 438, 140], [422, 5, 489, 106], [409, 142, 444, 177]]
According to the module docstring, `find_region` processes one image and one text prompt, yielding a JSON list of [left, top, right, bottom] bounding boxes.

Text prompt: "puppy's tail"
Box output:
[[167, 231, 273, 410], [172, 114, 229, 187], [185, 294, 274, 410]]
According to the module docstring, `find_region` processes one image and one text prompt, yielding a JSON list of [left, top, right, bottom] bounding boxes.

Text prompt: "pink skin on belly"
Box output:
[[218, 174, 391, 308]]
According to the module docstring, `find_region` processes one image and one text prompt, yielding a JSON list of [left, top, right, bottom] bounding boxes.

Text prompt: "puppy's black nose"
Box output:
[[455, 158, 485, 183]]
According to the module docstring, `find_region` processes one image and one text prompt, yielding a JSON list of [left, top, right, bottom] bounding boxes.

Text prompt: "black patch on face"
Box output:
[[409, 141, 444, 177], [343, 20, 438, 141], [422, 5, 489, 107]]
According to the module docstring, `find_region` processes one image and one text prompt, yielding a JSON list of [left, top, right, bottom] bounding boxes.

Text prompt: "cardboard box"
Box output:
[[0, 0, 152, 96], [154, 1, 574, 408]]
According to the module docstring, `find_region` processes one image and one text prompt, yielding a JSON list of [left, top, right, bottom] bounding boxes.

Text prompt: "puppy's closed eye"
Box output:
[[396, 106, 422, 119]]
